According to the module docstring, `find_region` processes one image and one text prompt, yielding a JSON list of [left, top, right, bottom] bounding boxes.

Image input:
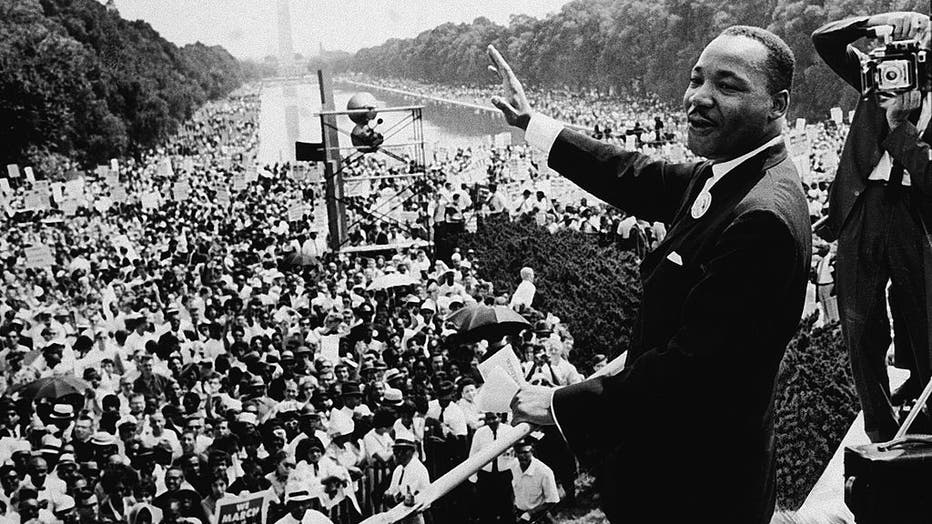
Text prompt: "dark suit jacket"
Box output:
[[812, 16, 932, 242], [547, 129, 811, 523]]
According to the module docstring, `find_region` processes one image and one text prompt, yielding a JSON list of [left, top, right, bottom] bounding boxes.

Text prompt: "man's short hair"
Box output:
[[719, 25, 795, 94]]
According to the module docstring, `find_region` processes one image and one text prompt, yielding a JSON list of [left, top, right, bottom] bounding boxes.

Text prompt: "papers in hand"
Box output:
[[476, 345, 526, 413]]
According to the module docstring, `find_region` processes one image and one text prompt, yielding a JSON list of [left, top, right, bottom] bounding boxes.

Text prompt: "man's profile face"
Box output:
[[683, 35, 780, 161], [29, 458, 47, 486]]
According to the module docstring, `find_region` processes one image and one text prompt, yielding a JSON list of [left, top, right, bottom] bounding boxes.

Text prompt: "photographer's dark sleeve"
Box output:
[[546, 129, 697, 224], [811, 16, 871, 91]]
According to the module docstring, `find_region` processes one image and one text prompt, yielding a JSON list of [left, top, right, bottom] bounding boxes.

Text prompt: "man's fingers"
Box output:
[[491, 97, 518, 120]]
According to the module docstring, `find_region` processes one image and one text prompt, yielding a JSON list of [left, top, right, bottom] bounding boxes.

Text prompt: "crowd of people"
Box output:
[[0, 80, 599, 524]]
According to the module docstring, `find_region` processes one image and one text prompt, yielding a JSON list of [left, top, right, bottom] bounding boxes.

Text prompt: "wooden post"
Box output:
[[318, 69, 347, 251]]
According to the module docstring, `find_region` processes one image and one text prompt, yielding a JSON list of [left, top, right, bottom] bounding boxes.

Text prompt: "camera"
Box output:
[[860, 25, 932, 97]]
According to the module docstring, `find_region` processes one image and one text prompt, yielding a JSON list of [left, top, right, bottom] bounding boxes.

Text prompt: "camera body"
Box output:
[[860, 28, 931, 97]]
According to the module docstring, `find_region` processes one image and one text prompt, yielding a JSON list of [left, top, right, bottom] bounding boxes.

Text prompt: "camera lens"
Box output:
[[885, 69, 900, 81]]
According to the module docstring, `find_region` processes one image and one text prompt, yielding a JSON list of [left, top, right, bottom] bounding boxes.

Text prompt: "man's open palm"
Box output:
[[487, 45, 532, 130]]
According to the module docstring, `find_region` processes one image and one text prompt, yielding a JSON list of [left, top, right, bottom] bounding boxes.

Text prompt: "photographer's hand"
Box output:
[[487, 45, 532, 130], [879, 90, 923, 129], [868, 12, 929, 41]]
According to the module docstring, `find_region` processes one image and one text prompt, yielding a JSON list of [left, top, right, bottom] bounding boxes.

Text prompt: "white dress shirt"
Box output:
[[385, 457, 430, 499], [425, 400, 468, 437], [468, 423, 518, 477], [510, 457, 560, 512]]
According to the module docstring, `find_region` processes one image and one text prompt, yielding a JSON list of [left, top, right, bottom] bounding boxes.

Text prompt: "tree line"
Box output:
[[351, 0, 928, 119], [0, 0, 246, 168]]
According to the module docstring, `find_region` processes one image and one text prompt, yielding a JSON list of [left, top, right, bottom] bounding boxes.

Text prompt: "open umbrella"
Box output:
[[367, 273, 418, 291], [13, 375, 90, 401], [445, 303, 531, 342]]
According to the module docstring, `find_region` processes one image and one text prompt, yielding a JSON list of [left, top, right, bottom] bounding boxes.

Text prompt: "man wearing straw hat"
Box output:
[[274, 486, 332, 524]]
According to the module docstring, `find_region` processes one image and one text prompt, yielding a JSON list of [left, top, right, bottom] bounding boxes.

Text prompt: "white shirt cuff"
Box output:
[[524, 114, 564, 155], [549, 387, 568, 443]]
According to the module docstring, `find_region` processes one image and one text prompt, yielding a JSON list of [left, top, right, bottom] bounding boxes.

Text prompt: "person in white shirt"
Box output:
[[468, 413, 518, 523], [509, 267, 536, 311], [385, 437, 430, 524], [511, 439, 560, 523], [455, 379, 483, 431], [425, 383, 468, 439], [362, 410, 395, 466]]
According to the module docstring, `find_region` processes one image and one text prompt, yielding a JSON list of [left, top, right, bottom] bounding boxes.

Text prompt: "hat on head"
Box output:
[[58, 453, 77, 465], [285, 487, 316, 503], [383, 368, 403, 384], [49, 403, 74, 420], [39, 435, 62, 455], [91, 431, 117, 446], [281, 350, 295, 362], [117, 415, 138, 429], [249, 375, 266, 388], [77, 492, 98, 508], [382, 388, 404, 407], [236, 412, 258, 426], [393, 437, 417, 450]]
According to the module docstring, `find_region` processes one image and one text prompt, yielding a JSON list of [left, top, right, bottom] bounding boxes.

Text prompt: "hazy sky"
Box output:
[[114, 0, 572, 59]]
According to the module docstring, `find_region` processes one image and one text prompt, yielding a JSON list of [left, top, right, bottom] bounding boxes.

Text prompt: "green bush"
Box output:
[[459, 217, 641, 373], [775, 317, 858, 510], [460, 219, 858, 511]]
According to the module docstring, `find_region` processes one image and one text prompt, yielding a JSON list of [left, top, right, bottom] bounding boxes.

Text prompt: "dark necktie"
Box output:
[[888, 109, 921, 188], [491, 427, 499, 472], [438, 407, 444, 424], [398, 466, 405, 485]]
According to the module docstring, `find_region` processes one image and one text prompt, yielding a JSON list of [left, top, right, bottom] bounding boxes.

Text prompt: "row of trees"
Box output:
[[352, 0, 927, 119], [0, 0, 245, 167]]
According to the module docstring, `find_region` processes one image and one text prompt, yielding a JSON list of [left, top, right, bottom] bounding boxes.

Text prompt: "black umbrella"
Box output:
[[445, 303, 531, 342]]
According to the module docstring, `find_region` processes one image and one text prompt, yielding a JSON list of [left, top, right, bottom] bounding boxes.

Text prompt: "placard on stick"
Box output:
[[25, 244, 54, 269]]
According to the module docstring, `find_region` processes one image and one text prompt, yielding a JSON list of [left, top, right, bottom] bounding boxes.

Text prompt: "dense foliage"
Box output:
[[460, 219, 857, 510], [459, 217, 642, 370], [352, 0, 927, 119], [775, 317, 857, 509], [0, 0, 244, 167]]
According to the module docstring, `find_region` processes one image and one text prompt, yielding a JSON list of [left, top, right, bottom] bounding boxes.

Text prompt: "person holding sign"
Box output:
[[489, 24, 811, 524], [812, 12, 932, 442]]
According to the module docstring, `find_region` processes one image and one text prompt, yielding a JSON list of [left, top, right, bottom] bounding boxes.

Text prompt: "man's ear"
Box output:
[[770, 90, 790, 120]]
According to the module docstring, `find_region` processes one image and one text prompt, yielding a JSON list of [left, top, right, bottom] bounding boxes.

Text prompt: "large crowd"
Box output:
[[0, 75, 849, 524]]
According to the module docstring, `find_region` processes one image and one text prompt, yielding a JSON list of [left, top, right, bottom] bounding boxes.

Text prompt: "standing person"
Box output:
[[508, 268, 536, 312], [468, 413, 516, 524], [510, 439, 559, 524], [384, 437, 429, 524], [492, 24, 811, 524], [812, 12, 932, 441]]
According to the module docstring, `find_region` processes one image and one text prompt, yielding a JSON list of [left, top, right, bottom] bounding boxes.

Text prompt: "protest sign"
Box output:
[[789, 130, 811, 179], [795, 118, 806, 131], [344, 178, 370, 198], [287, 202, 306, 222], [25, 244, 54, 269], [24, 167, 35, 183], [6, 165, 19, 179], [215, 187, 231, 208], [232, 173, 247, 191], [0, 179, 9, 194], [173, 182, 190, 201], [141, 192, 160, 210], [215, 491, 268, 524], [96, 165, 109, 178], [306, 163, 321, 184], [110, 184, 127, 203], [244, 166, 258, 184], [625, 134, 636, 150], [830, 107, 843, 125], [110, 158, 119, 172]]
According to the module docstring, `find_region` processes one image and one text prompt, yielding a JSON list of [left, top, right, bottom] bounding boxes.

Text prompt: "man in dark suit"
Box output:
[[490, 25, 812, 524], [812, 12, 932, 443]]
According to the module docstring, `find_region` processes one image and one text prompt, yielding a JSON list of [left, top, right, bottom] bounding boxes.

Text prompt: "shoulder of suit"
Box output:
[[735, 159, 808, 223]]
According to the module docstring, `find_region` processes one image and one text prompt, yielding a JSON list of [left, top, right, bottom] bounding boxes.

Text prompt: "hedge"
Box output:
[[458, 218, 859, 510]]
